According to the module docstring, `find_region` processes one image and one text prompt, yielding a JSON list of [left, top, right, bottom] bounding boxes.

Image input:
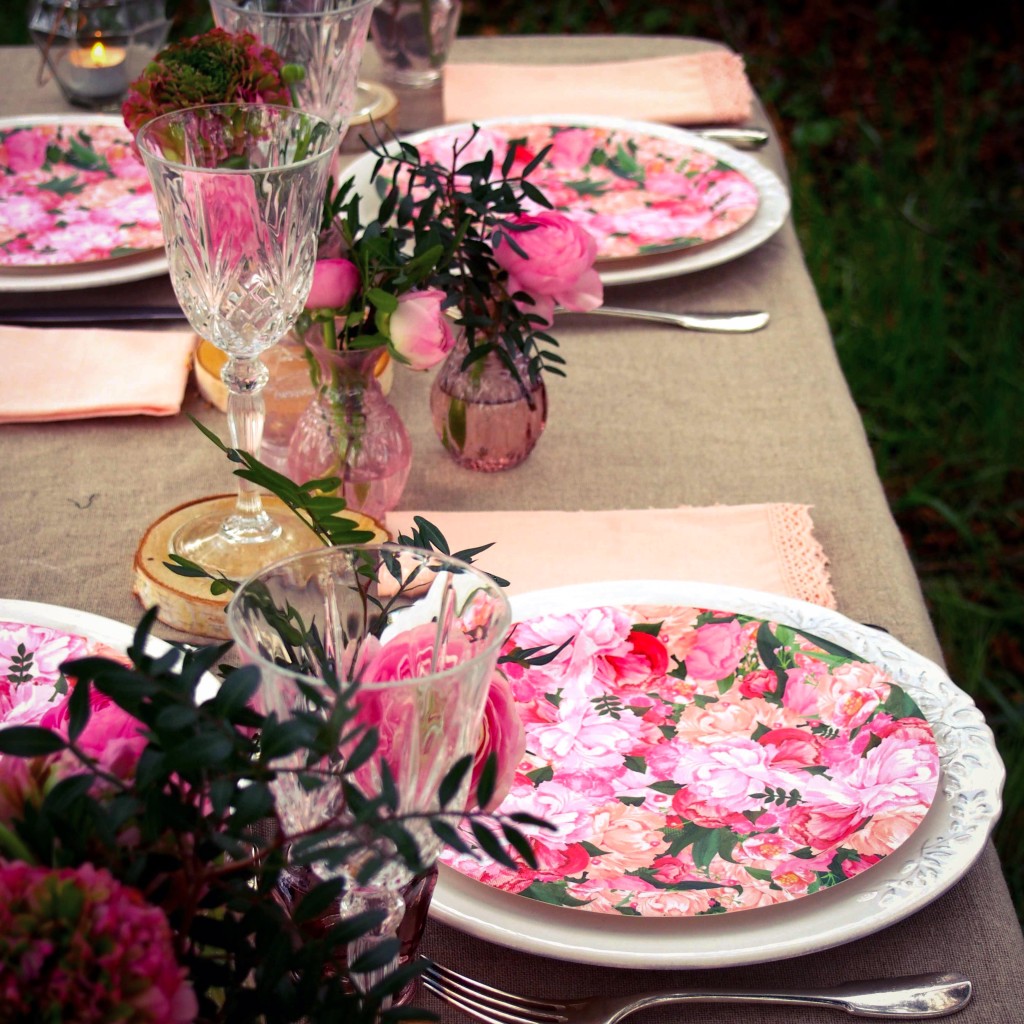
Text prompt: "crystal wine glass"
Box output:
[[135, 103, 338, 577], [209, 0, 378, 139], [227, 544, 512, 1001]]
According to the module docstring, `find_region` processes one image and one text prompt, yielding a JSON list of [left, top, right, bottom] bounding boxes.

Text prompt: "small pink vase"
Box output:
[[429, 333, 547, 471], [286, 343, 411, 520]]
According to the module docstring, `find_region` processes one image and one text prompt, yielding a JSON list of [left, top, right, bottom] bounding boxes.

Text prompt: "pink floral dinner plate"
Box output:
[[0, 117, 163, 269], [442, 595, 941, 919], [0, 599, 216, 714], [399, 121, 760, 262]]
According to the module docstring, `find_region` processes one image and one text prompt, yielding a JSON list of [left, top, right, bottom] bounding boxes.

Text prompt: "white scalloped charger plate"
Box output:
[[344, 114, 790, 287], [430, 581, 1004, 968]]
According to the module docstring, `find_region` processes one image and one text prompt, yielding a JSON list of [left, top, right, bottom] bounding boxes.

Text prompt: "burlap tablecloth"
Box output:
[[2, 35, 1021, 1022]]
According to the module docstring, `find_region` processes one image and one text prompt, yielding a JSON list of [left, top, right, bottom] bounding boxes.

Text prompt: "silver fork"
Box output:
[[420, 959, 972, 1021]]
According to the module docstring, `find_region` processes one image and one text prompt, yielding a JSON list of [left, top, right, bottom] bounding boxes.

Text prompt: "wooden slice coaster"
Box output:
[[133, 494, 388, 639]]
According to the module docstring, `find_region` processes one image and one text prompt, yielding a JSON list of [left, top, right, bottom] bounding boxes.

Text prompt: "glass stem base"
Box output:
[[170, 504, 317, 579]]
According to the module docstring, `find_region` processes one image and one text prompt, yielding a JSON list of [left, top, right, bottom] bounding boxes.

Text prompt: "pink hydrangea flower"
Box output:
[[0, 861, 197, 1023]]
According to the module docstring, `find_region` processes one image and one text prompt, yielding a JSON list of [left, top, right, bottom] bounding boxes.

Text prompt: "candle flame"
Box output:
[[90, 41, 108, 66]]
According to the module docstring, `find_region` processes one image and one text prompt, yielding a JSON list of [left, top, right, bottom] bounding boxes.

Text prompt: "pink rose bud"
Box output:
[[469, 668, 526, 812], [305, 257, 360, 310], [388, 288, 456, 370], [493, 211, 603, 325]]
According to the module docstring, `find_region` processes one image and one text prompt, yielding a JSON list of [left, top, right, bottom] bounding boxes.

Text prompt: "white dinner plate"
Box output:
[[344, 115, 791, 286], [430, 581, 1004, 968], [0, 114, 169, 293]]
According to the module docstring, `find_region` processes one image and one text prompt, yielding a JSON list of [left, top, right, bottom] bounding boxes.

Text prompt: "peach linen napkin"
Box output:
[[442, 51, 754, 125], [0, 325, 196, 424], [387, 504, 835, 608]]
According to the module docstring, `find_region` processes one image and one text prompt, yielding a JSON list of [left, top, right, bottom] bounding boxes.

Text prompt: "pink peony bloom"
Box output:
[[40, 688, 147, 780], [0, 860, 197, 1023], [756, 726, 823, 770], [492, 211, 603, 325], [469, 668, 526, 811], [684, 620, 749, 680], [387, 288, 455, 370], [305, 258, 360, 310], [3, 129, 48, 173], [605, 629, 670, 687], [738, 667, 778, 699]]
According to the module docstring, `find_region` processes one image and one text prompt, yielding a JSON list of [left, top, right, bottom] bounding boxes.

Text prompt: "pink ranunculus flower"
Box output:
[[684, 620, 749, 680], [492, 211, 603, 325], [0, 861, 197, 1023], [305, 257, 360, 310], [387, 288, 455, 370], [469, 668, 526, 811]]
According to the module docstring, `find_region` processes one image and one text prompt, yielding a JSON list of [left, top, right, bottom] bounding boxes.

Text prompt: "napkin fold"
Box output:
[[0, 325, 196, 424], [442, 51, 755, 126], [387, 504, 835, 608]]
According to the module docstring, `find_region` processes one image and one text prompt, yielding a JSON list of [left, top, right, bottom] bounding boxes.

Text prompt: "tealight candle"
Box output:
[[63, 40, 129, 101]]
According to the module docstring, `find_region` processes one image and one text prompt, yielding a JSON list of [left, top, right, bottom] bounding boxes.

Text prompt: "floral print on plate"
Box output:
[[442, 604, 940, 917], [1, 619, 124, 725], [409, 123, 761, 261], [0, 122, 162, 267]]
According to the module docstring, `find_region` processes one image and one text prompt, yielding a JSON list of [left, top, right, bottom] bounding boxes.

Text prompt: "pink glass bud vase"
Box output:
[[429, 332, 547, 471], [287, 340, 411, 520]]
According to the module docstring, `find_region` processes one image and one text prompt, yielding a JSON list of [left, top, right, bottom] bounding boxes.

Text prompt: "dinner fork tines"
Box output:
[[420, 959, 972, 1022]]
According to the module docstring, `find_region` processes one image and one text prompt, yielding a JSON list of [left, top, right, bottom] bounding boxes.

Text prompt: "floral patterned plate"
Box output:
[[0, 599, 215, 719], [432, 581, 1003, 967], [445, 598, 940, 916], [374, 120, 758, 262], [0, 115, 163, 269]]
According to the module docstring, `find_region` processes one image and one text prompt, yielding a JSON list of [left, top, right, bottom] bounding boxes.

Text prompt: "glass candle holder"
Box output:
[[29, 0, 170, 110]]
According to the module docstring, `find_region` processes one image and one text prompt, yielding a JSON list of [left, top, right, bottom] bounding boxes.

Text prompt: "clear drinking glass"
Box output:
[[370, 0, 461, 88], [209, 0, 378, 138], [227, 544, 511, 999], [135, 104, 338, 577]]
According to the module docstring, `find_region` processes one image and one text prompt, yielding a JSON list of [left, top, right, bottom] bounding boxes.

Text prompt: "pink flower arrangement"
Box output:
[[0, 860, 197, 1023]]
